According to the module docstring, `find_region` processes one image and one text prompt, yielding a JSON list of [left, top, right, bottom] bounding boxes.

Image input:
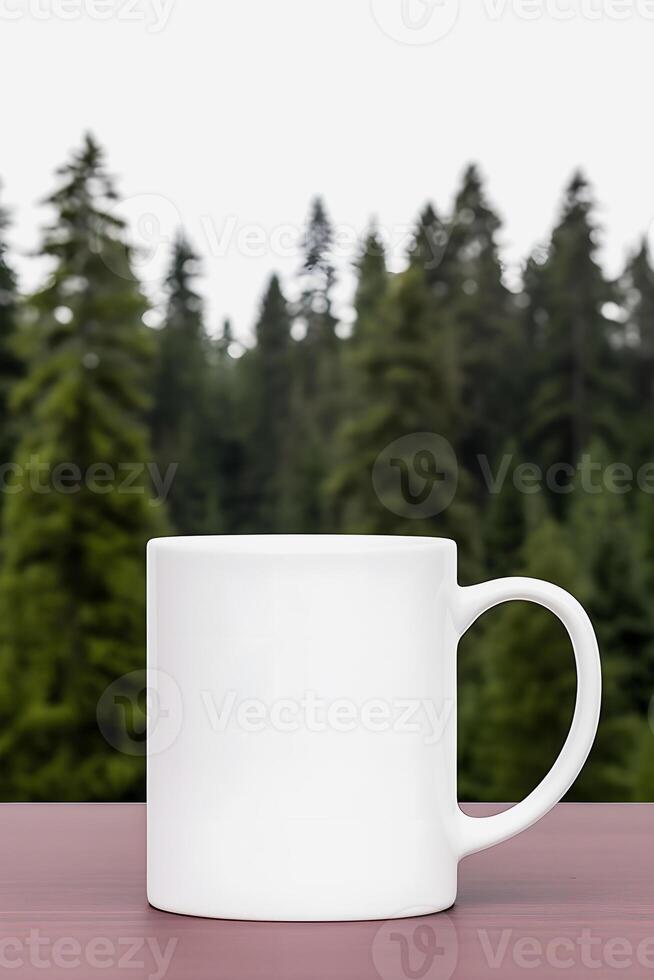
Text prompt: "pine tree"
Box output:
[[481, 438, 530, 576], [296, 196, 338, 362], [620, 240, 654, 462], [340, 228, 388, 415], [445, 166, 519, 470], [0, 134, 167, 801], [350, 225, 387, 344], [569, 442, 654, 716], [0, 186, 21, 470], [525, 173, 621, 482], [241, 274, 293, 530], [470, 517, 631, 802], [285, 197, 341, 530], [204, 318, 248, 533], [407, 203, 450, 291], [565, 452, 648, 798], [151, 232, 216, 533], [469, 519, 581, 801], [327, 264, 480, 578]]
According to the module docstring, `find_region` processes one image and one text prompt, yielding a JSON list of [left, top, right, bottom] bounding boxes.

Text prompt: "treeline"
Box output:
[[0, 134, 653, 800]]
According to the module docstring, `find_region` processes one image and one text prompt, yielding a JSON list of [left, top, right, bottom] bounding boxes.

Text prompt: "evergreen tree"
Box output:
[[204, 318, 248, 533], [565, 453, 649, 798], [296, 196, 338, 362], [241, 274, 293, 530], [327, 264, 479, 578], [0, 134, 167, 801], [481, 438, 530, 576], [0, 187, 21, 470], [407, 203, 450, 291], [569, 443, 654, 716], [285, 197, 341, 530], [525, 173, 621, 482], [350, 225, 387, 344], [620, 240, 654, 461], [470, 517, 631, 802], [446, 166, 519, 470], [469, 519, 580, 801], [151, 232, 216, 533]]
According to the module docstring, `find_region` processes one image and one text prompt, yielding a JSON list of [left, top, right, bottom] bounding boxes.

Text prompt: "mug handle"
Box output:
[[453, 577, 602, 858]]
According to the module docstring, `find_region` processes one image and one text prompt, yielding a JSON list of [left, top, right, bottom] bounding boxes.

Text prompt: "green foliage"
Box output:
[[239, 274, 294, 530], [620, 240, 654, 463], [329, 263, 483, 584], [0, 135, 167, 800], [283, 197, 341, 531], [151, 233, 218, 533], [467, 519, 590, 801], [525, 174, 622, 480], [0, 188, 21, 469], [0, 149, 653, 802]]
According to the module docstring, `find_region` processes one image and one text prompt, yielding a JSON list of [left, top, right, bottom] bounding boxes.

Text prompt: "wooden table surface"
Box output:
[[0, 803, 651, 979]]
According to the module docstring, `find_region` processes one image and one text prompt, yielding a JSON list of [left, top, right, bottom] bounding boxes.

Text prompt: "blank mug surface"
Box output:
[[146, 534, 601, 921]]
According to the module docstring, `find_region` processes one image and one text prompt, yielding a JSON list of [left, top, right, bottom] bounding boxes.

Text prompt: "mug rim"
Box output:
[[147, 534, 457, 556]]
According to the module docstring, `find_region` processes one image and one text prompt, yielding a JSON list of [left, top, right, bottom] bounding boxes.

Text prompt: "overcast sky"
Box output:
[[2, 0, 653, 342]]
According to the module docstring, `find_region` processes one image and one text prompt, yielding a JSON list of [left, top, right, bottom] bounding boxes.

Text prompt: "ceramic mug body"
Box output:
[[146, 535, 601, 921]]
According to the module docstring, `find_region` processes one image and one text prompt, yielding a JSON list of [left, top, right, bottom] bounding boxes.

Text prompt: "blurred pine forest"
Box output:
[[0, 134, 653, 801]]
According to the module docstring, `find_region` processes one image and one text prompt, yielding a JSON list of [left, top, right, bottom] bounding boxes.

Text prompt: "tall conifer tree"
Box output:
[[152, 232, 216, 533], [446, 166, 518, 469], [327, 264, 479, 577], [350, 226, 387, 344], [242, 273, 293, 530], [285, 197, 341, 530], [0, 187, 20, 470], [525, 173, 620, 481], [620, 240, 654, 461], [0, 135, 167, 801]]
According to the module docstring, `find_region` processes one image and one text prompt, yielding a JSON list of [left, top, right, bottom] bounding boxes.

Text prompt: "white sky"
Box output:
[[2, 0, 653, 343]]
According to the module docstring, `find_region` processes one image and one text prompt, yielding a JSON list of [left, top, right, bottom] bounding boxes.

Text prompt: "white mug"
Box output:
[[146, 535, 601, 921]]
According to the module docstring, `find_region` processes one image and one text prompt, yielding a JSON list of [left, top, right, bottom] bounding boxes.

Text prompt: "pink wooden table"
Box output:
[[0, 803, 651, 979]]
